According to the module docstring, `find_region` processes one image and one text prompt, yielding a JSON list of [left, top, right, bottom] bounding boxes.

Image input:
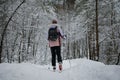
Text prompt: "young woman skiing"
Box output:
[[48, 19, 65, 71]]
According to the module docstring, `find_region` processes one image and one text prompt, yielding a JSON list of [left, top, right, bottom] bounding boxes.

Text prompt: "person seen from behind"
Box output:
[[48, 19, 65, 71]]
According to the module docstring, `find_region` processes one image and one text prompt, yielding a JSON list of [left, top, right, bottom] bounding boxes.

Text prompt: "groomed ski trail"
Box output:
[[0, 59, 120, 80]]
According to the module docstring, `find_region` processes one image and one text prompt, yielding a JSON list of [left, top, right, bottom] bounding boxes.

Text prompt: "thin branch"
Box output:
[[0, 0, 25, 63]]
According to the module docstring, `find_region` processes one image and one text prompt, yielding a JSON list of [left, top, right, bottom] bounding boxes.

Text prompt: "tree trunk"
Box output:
[[95, 0, 99, 61], [116, 53, 120, 65]]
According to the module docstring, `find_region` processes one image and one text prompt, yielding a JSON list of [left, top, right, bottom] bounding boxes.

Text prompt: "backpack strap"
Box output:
[[56, 26, 61, 46]]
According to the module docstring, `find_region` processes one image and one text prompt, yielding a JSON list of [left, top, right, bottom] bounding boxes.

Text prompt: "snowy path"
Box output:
[[0, 59, 120, 80]]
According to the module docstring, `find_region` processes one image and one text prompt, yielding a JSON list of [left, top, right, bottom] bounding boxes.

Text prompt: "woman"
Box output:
[[48, 19, 65, 71]]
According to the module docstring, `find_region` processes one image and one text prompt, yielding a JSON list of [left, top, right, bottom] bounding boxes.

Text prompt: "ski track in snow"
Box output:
[[0, 59, 120, 80]]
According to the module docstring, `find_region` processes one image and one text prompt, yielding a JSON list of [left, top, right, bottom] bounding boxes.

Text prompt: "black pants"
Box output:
[[50, 46, 62, 67]]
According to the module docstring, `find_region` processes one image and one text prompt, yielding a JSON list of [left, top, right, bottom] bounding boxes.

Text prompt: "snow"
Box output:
[[0, 59, 120, 80]]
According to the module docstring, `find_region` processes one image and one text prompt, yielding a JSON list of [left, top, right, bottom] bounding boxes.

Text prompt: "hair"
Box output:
[[52, 19, 57, 24]]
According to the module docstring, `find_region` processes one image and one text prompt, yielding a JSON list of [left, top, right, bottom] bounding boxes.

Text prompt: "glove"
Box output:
[[63, 35, 67, 39]]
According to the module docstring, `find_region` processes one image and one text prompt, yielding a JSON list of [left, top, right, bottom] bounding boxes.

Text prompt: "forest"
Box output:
[[0, 0, 120, 65]]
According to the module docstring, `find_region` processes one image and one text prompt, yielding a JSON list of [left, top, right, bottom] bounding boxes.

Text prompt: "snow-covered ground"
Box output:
[[0, 59, 120, 80]]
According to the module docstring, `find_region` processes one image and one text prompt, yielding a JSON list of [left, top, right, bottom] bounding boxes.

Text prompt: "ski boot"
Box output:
[[59, 63, 62, 72], [53, 66, 56, 72]]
